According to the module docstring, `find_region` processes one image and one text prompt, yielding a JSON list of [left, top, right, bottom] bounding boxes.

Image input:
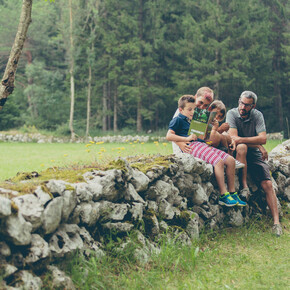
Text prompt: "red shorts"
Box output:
[[189, 142, 229, 166]]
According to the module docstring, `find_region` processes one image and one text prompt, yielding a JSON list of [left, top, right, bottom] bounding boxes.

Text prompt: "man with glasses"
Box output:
[[226, 91, 282, 236]]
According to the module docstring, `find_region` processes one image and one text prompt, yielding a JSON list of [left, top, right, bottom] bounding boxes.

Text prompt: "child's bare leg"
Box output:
[[224, 155, 236, 192], [209, 130, 222, 147], [214, 159, 227, 195]]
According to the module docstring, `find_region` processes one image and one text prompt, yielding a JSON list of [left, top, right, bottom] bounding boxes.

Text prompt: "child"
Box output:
[[207, 100, 244, 169], [166, 95, 246, 207], [172, 87, 214, 154]]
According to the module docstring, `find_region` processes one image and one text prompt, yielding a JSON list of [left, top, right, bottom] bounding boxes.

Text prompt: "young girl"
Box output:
[[207, 100, 244, 169], [167, 95, 246, 207]]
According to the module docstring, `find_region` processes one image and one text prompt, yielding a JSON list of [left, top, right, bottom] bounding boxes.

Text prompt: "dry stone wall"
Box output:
[[0, 140, 289, 289]]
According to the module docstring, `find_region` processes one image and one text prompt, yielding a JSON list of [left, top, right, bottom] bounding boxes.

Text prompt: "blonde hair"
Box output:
[[195, 87, 214, 103]]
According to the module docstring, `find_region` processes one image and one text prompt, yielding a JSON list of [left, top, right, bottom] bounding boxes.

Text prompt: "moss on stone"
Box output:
[[130, 155, 172, 173], [106, 159, 128, 172]]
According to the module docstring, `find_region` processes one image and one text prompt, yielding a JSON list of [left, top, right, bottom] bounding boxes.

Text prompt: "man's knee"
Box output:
[[236, 144, 248, 156], [261, 179, 274, 194]]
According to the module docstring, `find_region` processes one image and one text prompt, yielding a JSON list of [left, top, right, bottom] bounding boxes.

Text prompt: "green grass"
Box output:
[[0, 139, 284, 182], [55, 217, 289, 290], [0, 141, 171, 181]]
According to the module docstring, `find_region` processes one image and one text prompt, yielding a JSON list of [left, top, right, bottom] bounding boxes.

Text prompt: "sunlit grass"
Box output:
[[0, 141, 172, 181], [0, 139, 284, 181]]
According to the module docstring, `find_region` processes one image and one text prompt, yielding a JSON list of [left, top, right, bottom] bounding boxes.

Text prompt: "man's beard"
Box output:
[[239, 108, 252, 117]]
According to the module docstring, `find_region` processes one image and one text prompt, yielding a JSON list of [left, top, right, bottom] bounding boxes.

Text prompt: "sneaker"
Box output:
[[231, 192, 247, 206], [235, 160, 245, 169], [219, 192, 238, 207], [272, 224, 283, 237]]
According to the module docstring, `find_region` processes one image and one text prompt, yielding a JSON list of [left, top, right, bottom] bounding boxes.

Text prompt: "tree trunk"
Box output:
[[137, 0, 144, 133], [85, 65, 92, 141], [102, 82, 107, 131], [0, 0, 32, 110], [68, 0, 75, 141], [113, 82, 118, 132]]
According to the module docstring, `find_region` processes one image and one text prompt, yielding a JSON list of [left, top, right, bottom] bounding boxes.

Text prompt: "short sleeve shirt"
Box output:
[[226, 108, 266, 138], [168, 113, 190, 137]]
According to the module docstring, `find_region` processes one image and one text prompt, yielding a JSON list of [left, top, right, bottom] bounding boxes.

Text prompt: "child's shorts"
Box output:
[[189, 141, 229, 166]]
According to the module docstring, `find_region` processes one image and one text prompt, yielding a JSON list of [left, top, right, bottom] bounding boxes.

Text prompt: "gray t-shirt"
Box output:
[[226, 107, 266, 138]]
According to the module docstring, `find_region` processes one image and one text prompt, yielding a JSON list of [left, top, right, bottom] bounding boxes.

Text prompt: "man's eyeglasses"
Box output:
[[239, 100, 253, 108]]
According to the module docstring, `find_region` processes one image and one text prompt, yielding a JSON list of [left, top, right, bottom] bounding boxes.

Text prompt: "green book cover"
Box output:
[[188, 108, 216, 140]]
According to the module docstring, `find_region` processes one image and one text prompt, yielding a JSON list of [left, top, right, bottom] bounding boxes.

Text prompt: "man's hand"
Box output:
[[176, 142, 191, 153], [258, 145, 268, 160], [229, 139, 236, 152], [231, 135, 242, 145]]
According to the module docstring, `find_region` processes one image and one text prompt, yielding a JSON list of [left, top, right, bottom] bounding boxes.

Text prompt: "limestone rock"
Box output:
[[129, 202, 144, 221], [24, 234, 50, 264], [125, 183, 145, 203], [0, 196, 11, 218], [191, 183, 208, 205], [1, 213, 32, 246], [42, 196, 63, 234], [49, 224, 84, 258], [11, 270, 43, 290], [102, 222, 134, 234], [228, 209, 244, 227], [130, 168, 150, 192], [47, 265, 76, 290], [12, 194, 43, 231]]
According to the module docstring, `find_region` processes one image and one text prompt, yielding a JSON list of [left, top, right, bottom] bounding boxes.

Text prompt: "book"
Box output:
[[188, 108, 217, 140]]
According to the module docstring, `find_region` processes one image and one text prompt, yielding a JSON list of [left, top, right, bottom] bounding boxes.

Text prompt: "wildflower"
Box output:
[[40, 163, 45, 167], [162, 143, 168, 146], [85, 144, 92, 147], [64, 154, 68, 157], [121, 147, 125, 150], [86, 149, 91, 153], [129, 142, 133, 145], [95, 141, 104, 145], [89, 141, 95, 144], [141, 142, 144, 145], [125, 139, 129, 142], [134, 141, 138, 143], [51, 160, 55, 162]]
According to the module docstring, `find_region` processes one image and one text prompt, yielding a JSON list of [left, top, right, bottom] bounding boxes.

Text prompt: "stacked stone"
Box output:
[[0, 145, 288, 289]]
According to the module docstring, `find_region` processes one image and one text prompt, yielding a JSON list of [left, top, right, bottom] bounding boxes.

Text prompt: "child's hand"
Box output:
[[211, 119, 219, 131], [186, 134, 197, 142]]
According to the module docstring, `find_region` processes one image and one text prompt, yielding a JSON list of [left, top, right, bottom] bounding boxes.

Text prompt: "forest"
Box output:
[[0, 0, 289, 138]]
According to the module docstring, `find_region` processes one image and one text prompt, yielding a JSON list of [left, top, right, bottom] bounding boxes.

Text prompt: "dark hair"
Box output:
[[178, 95, 195, 109]]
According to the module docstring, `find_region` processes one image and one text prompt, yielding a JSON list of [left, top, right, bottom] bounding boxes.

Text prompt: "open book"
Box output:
[[188, 108, 216, 140]]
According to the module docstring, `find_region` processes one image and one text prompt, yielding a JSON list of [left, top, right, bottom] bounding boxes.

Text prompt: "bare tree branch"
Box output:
[[0, 0, 32, 110]]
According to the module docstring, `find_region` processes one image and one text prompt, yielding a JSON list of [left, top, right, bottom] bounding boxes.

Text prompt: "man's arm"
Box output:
[[228, 129, 267, 146]]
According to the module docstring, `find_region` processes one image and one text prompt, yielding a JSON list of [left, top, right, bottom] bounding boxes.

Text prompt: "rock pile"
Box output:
[[0, 143, 289, 289]]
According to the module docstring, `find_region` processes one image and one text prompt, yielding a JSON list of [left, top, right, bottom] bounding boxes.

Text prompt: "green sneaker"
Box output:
[[231, 192, 247, 207], [219, 192, 238, 207]]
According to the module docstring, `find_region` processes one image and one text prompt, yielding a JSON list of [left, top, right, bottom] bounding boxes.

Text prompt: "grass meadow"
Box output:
[[0, 139, 284, 182], [0, 139, 289, 289]]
